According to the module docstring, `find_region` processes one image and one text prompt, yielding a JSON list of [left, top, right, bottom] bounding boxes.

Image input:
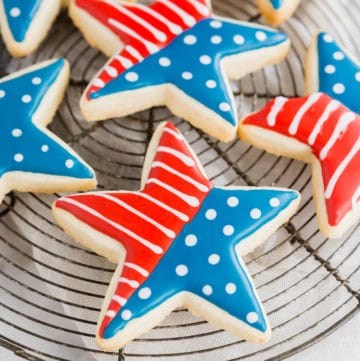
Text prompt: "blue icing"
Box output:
[[90, 17, 288, 127], [0, 59, 94, 180], [103, 187, 299, 339], [3, 0, 42, 42], [317, 32, 360, 115], [269, 0, 283, 10]]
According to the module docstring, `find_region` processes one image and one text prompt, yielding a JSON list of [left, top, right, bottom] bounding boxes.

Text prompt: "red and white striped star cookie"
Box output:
[[239, 92, 360, 238]]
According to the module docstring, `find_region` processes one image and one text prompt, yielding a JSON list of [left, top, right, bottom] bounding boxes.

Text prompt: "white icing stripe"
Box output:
[[352, 186, 360, 208], [157, 146, 195, 166], [151, 161, 209, 192], [60, 198, 163, 254], [320, 112, 356, 160], [163, 126, 184, 140], [95, 194, 176, 238], [158, 0, 196, 27], [104, 66, 118, 77], [123, 262, 149, 277], [125, 45, 143, 61], [308, 99, 340, 145], [92, 78, 105, 88], [289, 93, 322, 135], [146, 178, 200, 207], [109, 18, 159, 54], [112, 295, 127, 306], [267, 97, 287, 126], [188, 0, 211, 15], [105, 310, 116, 318], [136, 193, 189, 221], [139, 5, 183, 35], [118, 277, 140, 288], [108, 2, 167, 42], [114, 54, 133, 68], [325, 137, 360, 199]]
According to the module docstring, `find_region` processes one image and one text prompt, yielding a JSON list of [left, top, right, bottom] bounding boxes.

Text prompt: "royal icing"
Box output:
[[241, 93, 360, 231], [0, 59, 95, 199], [54, 122, 299, 344], [269, 0, 283, 10], [314, 32, 360, 115], [74, 0, 289, 138]]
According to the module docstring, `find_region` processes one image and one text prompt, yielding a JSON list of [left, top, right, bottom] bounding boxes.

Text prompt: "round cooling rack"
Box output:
[[1, 0, 360, 360]]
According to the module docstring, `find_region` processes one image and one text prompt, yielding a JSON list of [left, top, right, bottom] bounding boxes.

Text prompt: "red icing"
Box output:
[[242, 93, 360, 227], [54, 122, 213, 335], [74, 0, 211, 97]]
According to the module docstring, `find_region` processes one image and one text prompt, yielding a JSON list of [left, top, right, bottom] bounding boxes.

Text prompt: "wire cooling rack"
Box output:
[[1, 0, 360, 360]]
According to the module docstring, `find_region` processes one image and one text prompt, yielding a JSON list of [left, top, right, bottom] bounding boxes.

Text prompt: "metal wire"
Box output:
[[1, 0, 359, 360]]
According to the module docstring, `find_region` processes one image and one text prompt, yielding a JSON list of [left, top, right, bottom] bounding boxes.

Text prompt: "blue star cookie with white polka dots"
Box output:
[[53, 121, 300, 350], [255, 0, 301, 26], [0, 58, 96, 203], [0, 0, 68, 56], [306, 31, 360, 115], [70, 0, 290, 142]]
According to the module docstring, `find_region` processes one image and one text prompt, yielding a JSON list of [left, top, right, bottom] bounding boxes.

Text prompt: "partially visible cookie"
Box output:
[[239, 93, 360, 238], [53, 121, 300, 350], [306, 31, 360, 115], [70, 0, 290, 142], [0, 59, 97, 203], [255, 0, 300, 27]]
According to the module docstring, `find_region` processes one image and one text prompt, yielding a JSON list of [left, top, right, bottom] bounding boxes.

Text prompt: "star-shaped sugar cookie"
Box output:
[[255, 0, 301, 26], [70, 0, 290, 142], [53, 121, 300, 350], [0, 59, 96, 203], [0, 0, 68, 56], [306, 31, 360, 115], [239, 92, 360, 238]]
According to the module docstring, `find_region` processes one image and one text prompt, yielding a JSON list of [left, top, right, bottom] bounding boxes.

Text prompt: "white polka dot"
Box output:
[[227, 197, 239, 207], [324, 64, 336, 74], [211, 35, 222, 44], [159, 57, 171, 67], [200, 55, 211, 65], [185, 234, 198, 247], [323, 33, 333, 43], [210, 20, 222, 29], [333, 83, 345, 94], [270, 197, 280, 207], [355, 72, 360, 82], [10, 7, 20, 17], [93, 78, 105, 88], [184, 35, 197, 45], [65, 159, 74, 169], [250, 208, 262, 219], [12, 129, 22, 137], [41, 145, 49, 152], [233, 35, 245, 45], [255, 31, 267, 41], [223, 225, 235, 236], [225, 283, 237, 294], [176, 265, 188, 277], [32, 77, 42, 85], [121, 310, 132, 320], [208, 254, 220, 265], [333, 51, 344, 60], [182, 72, 193, 80], [22, 95, 32, 103], [246, 312, 259, 324], [219, 102, 231, 112], [205, 209, 217, 220], [202, 285, 213, 296], [0, 90, 5, 98], [125, 72, 139, 82], [14, 153, 24, 162], [106, 310, 116, 318], [206, 80, 217, 89], [138, 287, 152, 300]]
